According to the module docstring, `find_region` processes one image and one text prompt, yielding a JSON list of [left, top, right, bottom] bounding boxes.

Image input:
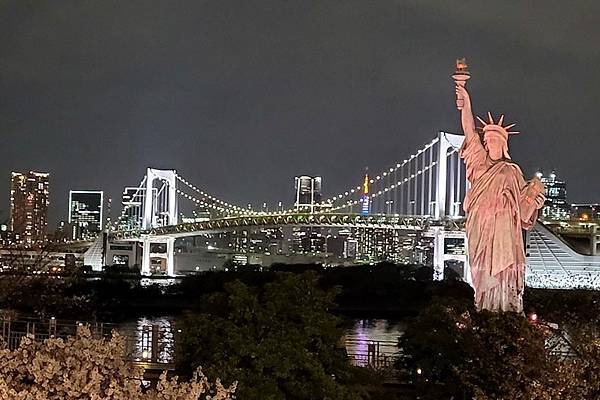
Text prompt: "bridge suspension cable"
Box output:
[[314, 133, 465, 217], [321, 137, 441, 208], [120, 132, 467, 232], [326, 155, 444, 213], [175, 173, 258, 215]]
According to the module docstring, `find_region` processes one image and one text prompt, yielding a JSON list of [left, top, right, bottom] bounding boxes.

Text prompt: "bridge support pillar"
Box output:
[[142, 168, 178, 230], [166, 237, 175, 276], [427, 227, 470, 284], [432, 226, 445, 281], [463, 236, 472, 286], [434, 133, 450, 219], [141, 238, 151, 276], [591, 226, 599, 256], [434, 132, 466, 219], [140, 237, 175, 276]]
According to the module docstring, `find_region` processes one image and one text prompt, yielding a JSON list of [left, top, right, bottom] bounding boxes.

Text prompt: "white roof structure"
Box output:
[[527, 223, 600, 289]]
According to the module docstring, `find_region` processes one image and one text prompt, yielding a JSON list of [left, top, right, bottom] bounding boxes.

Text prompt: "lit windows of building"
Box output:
[[119, 186, 156, 230], [68, 190, 103, 240], [536, 170, 569, 221], [10, 171, 50, 246], [294, 176, 323, 212]]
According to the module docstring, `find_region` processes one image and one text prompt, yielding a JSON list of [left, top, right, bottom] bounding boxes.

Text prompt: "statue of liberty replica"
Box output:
[[453, 59, 546, 313]]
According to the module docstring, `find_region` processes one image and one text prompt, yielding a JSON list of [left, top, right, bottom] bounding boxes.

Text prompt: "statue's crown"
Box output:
[[476, 112, 519, 140]]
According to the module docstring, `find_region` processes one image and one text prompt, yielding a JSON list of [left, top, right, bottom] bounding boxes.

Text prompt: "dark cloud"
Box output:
[[0, 0, 598, 225]]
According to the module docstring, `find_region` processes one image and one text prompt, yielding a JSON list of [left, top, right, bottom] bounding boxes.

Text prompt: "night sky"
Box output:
[[1, 1, 599, 226]]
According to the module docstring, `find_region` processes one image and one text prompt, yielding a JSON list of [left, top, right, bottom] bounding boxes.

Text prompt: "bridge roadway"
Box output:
[[111, 212, 465, 240], [104, 213, 600, 290]]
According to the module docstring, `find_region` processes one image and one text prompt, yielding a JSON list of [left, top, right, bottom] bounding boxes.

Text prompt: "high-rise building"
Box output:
[[119, 187, 144, 230], [536, 170, 569, 220], [294, 176, 322, 212], [68, 190, 103, 240], [119, 186, 158, 230], [10, 171, 50, 245]]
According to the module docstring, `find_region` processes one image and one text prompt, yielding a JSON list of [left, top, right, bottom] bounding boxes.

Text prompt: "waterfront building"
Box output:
[[50, 220, 75, 242], [571, 203, 600, 221], [0, 248, 82, 272], [10, 171, 50, 246], [68, 190, 103, 240], [290, 227, 325, 254]]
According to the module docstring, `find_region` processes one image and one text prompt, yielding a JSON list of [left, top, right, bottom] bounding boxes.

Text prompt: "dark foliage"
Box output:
[[175, 272, 359, 400], [400, 298, 553, 399], [524, 287, 600, 329]]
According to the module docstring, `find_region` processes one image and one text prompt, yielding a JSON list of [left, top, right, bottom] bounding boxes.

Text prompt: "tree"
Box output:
[[400, 299, 553, 399], [176, 272, 358, 400], [538, 323, 600, 399], [0, 326, 235, 399]]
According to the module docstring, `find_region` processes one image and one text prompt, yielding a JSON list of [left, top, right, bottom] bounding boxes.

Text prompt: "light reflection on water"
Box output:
[[343, 319, 405, 358], [139, 278, 180, 287], [119, 317, 404, 363], [117, 317, 175, 363]]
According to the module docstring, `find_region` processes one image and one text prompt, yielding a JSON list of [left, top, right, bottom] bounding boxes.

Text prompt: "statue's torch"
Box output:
[[452, 58, 470, 110]]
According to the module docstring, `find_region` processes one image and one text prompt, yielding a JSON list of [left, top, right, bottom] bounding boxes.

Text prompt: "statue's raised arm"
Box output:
[[452, 58, 478, 142], [455, 74, 486, 183], [455, 85, 477, 141]]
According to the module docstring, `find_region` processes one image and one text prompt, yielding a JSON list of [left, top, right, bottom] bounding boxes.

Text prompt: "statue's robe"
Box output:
[[460, 134, 538, 312]]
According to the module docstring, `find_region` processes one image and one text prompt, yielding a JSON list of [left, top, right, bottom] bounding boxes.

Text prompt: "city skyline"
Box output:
[[1, 1, 600, 226], [2, 162, 578, 230], [1, 4, 600, 399]]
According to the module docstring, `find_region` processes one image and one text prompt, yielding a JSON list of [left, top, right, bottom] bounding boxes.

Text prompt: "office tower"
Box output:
[[10, 171, 50, 245], [68, 190, 103, 240], [294, 176, 322, 212], [536, 170, 568, 220]]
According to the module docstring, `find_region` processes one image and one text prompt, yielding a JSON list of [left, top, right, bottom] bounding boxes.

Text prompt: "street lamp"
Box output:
[[385, 200, 394, 215]]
